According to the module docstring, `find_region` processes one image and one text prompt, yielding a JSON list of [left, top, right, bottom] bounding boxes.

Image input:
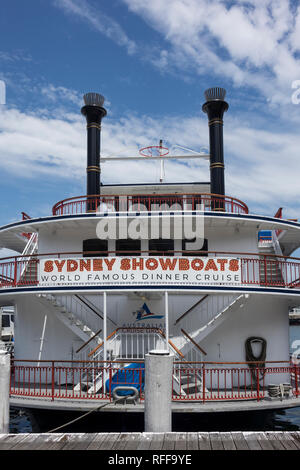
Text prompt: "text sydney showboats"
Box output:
[[1, 87, 300, 418]]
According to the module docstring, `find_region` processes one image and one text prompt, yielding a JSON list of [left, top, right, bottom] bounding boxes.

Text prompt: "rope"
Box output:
[[47, 402, 109, 433], [245, 336, 267, 383]]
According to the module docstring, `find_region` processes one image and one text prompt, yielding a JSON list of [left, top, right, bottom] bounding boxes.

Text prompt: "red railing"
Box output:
[[10, 360, 144, 402], [10, 360, 299, 403], [173, 362, 299, 402], [1, 250, 300, 290], [52, 193, 249, 216]]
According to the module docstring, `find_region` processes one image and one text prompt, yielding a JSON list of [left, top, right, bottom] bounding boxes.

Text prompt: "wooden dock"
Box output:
[[1, 431, 300, 450]]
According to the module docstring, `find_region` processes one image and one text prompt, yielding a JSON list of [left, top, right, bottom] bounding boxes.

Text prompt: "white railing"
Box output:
[[19, 233, 38, 280], [48, 294, 103, 338], [93, 331, 167, 361]]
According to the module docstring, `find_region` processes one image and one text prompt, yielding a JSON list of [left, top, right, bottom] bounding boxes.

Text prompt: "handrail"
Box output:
[[75, 294, 117, 326], [156, 328, 185, 358], [2, 248, 300, 262], [52, 192, 249, 216], [174, 295, 209, 325], [3, 249, 300, 291], [87, 327, 185, 359], [75, 328, 102, 354], [181, 328, 207, 356]]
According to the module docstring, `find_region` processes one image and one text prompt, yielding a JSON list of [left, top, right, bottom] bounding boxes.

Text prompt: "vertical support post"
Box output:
[[0, 352, 10, 433], [144, 350, 174, 432], [294, 365, 299, 396], [256, 367, 260, 401], [103, 291, 107, 385], [51, 361, 55, 402], [165, 291, 169, 352]]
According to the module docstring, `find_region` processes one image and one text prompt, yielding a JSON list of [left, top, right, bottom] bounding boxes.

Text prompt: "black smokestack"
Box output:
[[81, 93, 107, 199], [202, 87, 228, 203]]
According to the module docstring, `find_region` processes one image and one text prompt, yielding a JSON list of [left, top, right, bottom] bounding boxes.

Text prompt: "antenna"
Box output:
[[159, 139, 165, 183]]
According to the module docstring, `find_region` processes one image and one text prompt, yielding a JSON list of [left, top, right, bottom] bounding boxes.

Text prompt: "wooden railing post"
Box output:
[[294, 364, 299, 396], [51, 361, 55, 402], [256, 367, 260, 401], [202, 364, 206, 403]]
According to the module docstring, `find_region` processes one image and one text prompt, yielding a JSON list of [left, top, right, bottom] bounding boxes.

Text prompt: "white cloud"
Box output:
[[0, 99, 300, 219], [54, 0, 137, 55], [122, 0, 300, 104]]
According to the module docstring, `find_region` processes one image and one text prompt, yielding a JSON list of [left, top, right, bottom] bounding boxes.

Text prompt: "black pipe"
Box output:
[[81, 93, 107, 205], [202, 87, 228, 209]]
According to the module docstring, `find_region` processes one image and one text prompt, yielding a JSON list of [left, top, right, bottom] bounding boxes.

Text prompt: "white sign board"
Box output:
[[39, 257, 241, 288]]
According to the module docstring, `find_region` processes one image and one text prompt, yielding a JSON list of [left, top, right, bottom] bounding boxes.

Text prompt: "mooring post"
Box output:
[[144, 349, 174, 432], [0, 351, 10, 434]]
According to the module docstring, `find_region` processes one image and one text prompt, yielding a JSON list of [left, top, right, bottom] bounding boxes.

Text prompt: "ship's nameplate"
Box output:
[[39, 257, 242, 288]]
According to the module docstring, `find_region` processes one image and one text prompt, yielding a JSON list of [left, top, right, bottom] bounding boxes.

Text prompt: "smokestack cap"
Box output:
[[83, 92, 105, 107], [204, 87, 226, 102]]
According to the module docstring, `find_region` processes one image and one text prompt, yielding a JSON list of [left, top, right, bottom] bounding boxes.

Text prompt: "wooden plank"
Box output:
[[187, 432, 199, 451], [149, 433, 165, 451], [209, 432, 224, 451], [243, 432, 262, 450], [277, 432, 299, 450], [20, 433, 69, 451], [124, 433, 142, 450], [60, 433, 99, 450], [255, 432, 274, 450], [113, 433, 140, 451], [289, 432, 300, 450], [100, 433, 121, 451], [10, 433, 46, 450], [265, 433, 285, 451], [37, 434, 75, 451], [220, 432, 236, 451], [87, 433, 115, 451], [198, 433, 211, 450], [0, 434, 30, 450], [174, 432, 187, 450], [161, 432, 176, 450], [136, 433, 153, 451], [231, 432, 249, 450]]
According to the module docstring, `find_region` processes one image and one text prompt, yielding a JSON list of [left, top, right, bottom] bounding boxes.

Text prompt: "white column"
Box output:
[[144, 350, 174, 432], [103, 291, 107, 362], [103, 291, 107, 385], [165, 291, 169, 351], [0, 352, 10, 434]]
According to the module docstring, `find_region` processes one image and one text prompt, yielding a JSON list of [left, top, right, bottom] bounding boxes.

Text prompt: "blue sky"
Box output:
[[1, 0, 300, 244]]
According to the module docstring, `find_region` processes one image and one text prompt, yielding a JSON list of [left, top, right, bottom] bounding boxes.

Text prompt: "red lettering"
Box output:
[[54, 260, 66, 272], [145, 258, 159, 270], [104, 258, 116, 271], [44, 260, 53, 273], [80, 259, 91, 271], [67, 260, 78, 272], [159, 258, 177, 270], [93, 259, 103, 271], [120, 258, 131, 270], [191, 259, 204, 271], [204, 259, 218, 271], [179, 259, 190, 270], [229, 259, 239, 271], [132, 258, 144, 270], [217, 259, 228, 271]]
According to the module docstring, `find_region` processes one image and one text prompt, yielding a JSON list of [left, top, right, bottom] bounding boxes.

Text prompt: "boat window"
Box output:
[[182, 238, 208, 256], [149, 239, 174, 256], [83, 239, 108, 257], [115, 239, 141, 256], [1, 315, 10, 327]]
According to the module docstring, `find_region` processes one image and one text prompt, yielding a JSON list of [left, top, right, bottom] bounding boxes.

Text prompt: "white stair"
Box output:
[[36, 293, 102, 346]]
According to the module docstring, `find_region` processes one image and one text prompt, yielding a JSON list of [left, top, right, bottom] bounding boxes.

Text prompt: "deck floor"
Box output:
[[1, 431, 300, 450]]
